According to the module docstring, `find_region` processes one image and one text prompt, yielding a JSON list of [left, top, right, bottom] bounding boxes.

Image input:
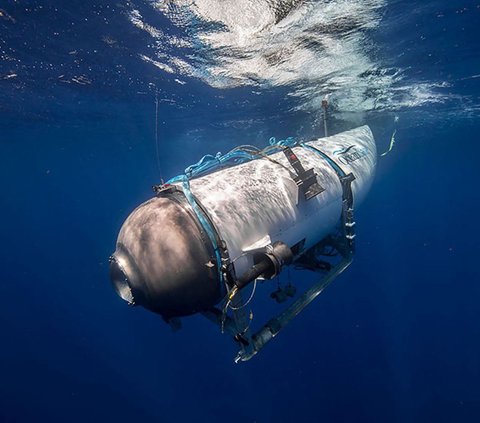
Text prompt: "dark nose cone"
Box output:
[[109, 195, 222, 317]]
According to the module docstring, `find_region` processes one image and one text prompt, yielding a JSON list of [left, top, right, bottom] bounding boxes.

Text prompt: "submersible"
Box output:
[[109, 125, 377, 361]]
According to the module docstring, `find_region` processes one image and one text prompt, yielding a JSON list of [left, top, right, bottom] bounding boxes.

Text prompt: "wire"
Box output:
[[322, 95, 329, 137], [220, 286, 238, 333], [219, 278, 258, 333], [154, 88, 164, 183], [229, 280, 257, 310]]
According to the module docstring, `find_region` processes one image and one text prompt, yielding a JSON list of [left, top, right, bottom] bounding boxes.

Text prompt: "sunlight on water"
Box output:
[[128, 0, 453, 114]]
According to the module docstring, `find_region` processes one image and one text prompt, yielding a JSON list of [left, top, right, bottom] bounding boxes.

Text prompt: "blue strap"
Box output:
[[165, 136, 297, 288], [184, 153, 222, 178], [269, 136, 296, 148], [177, 175, 225, 289], [169, 137, 296, 183]]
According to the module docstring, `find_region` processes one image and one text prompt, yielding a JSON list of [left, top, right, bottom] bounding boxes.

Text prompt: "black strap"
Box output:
[[282, 147, 325, 200], [299, 144, 356, 256]]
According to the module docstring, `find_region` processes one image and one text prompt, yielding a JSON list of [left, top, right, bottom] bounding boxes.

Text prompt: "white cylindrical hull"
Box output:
[[185, 125, 377, 277]]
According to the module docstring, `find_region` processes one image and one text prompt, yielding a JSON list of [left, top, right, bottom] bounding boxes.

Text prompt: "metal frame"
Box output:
[[202, 147, 358, 362]]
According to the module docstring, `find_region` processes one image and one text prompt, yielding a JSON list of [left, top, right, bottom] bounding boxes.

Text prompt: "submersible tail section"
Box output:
[[109, 126, 377, 361]]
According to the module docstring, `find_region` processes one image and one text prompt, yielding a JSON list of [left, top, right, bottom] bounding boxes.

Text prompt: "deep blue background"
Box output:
[[1, 1, 480, 422]]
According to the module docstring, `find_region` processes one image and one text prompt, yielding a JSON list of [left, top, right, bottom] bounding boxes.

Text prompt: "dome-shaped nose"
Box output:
[[109, 195, 223, 318]]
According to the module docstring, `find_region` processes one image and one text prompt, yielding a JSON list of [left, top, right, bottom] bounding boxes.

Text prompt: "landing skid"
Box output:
[[204, 172, 356, 362]]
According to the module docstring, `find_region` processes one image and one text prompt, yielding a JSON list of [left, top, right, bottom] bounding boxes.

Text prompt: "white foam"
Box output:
[[129, 0, 454, 114]]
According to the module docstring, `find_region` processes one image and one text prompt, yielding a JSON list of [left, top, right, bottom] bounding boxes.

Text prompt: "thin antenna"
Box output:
[[321, 95, 329, 137], [154, 87, 164, 184]]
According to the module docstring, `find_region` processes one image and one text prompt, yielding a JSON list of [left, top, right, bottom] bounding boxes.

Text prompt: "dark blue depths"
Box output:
[[1, 1, 480, 423]]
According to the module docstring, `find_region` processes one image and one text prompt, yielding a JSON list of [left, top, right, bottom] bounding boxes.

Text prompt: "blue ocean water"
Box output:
[[1, 1, 479, 422]]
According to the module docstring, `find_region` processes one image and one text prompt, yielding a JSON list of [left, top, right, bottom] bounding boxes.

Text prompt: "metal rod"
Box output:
[[322, 97, 329, 137], [237, 256, 352, 362]]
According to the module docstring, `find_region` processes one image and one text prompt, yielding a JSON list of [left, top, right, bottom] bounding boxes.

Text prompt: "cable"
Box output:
[[220, 286, 238, 333], [154, 87, 164, 183], [229, 280, 257, 310], [322, 95, 329, 137]]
